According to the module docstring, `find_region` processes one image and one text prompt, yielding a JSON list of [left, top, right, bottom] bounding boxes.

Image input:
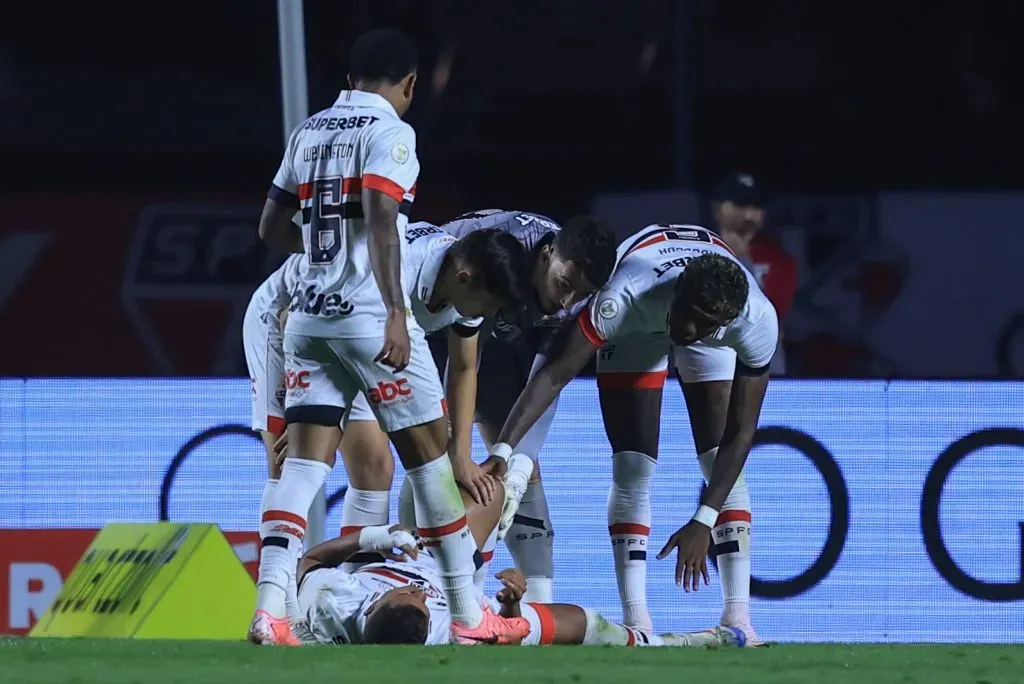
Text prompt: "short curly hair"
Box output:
[[674, 253, 749, 322], [553, 216, 617, 289]]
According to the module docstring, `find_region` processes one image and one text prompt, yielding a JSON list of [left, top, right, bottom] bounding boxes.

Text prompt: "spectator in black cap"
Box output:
[[711, 173, 796, 375]]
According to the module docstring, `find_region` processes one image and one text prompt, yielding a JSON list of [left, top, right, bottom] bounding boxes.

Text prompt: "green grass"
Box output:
[[1, 639, 1022, 684]]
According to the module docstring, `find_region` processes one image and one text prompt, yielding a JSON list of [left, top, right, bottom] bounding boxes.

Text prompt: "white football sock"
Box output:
[[697, 447, 752, 627], [256, 458, 331, 618], [406, 455, 482, 628], [582, 608, 661, 646], [607, 450, 656, 631], [258, 478, 279, 541], [339, 488, 390, 572], [504, 479, 555, 603]]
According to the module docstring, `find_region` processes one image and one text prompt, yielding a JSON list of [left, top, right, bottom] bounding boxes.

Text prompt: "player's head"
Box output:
[[711, 172, 765, 239], [347, 29, 418, 116], [441, 228, 532, 319], [669, 253, 749, 345], [534, 216, 617, 315], [361, 586, 430, 645]]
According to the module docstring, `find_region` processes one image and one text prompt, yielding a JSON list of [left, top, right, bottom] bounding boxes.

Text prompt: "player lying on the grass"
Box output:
[[486, 224, 779, 645], [290, 456, 747, 647], [246, 221, 533, 645]]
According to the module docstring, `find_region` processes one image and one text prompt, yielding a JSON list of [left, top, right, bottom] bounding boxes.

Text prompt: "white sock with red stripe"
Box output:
[[582, 608, 661, 646], [258, 478, 279, 541], [255, 458, 331, 618], [339, 488, 390, 572], [405, 455, 482, 628], [697, 447, 752, 628], [608, 450, 656, 631]]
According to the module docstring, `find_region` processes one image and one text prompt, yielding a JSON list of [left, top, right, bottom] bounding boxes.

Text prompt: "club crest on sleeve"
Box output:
[[598, 298, 619, 320]]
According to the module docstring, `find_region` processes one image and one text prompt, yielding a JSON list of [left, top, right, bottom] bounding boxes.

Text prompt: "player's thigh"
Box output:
[[596, 334, 670, 458], [244, 307, 287, 471], [473, 337, 533, 444], [674, 342, 735, 453], [340, 394, 395, 491], [283, 334, 355, 464], [331, 330, 448, 467]]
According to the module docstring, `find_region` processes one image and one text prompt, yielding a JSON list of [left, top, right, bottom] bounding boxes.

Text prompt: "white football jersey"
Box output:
[[252, 225, 479, 338], [246, 255, 303, 321], [299, 556, 457, 645], [269, 90, 419, 338], [404, 222, 484, 335], [581, 224, 779, 371]]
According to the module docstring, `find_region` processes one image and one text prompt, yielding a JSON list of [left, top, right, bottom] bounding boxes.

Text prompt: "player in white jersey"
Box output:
[[291, 458, 747, 648], [247, 225, 530, 571], [485, 224, 779, 645], [250, 29, 526, 646]]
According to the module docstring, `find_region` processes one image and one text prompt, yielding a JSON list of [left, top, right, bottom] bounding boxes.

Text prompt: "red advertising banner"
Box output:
[[0, 528, 259, 636]]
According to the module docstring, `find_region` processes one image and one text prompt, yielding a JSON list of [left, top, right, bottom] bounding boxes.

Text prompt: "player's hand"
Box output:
[[359, 524, 419, 562], [480, 455, 508, 479], [657, 520, 712, 592], [272, 431, 289, 462], [375, 311, 411, 371], [494, 568, 527, 605], [452, 458, 498, 506], [387, 525, 419, 562]]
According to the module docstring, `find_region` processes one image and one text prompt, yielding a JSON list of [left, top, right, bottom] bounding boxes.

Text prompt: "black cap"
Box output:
[[712, 172, 765, 208]]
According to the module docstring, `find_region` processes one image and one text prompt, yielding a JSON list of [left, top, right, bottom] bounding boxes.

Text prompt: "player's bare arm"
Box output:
[[363, 188, 410, 371], [446, 327, 497, 505], [258, 199, 305, 254], [496, 318, 598, 449], [657, 366, 770, 592]]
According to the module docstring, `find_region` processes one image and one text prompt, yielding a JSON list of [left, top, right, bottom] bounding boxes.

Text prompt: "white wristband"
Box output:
[[490, 442, 513, 463], [692, 505, 719, 529], [358, 525, 394, 552]]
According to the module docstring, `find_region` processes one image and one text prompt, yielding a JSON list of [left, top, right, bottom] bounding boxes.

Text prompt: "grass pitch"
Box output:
[[1, 639, 1021, 684]]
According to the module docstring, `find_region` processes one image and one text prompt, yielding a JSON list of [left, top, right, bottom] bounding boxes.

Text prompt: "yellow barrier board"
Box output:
[[30, 523, 255, 639]]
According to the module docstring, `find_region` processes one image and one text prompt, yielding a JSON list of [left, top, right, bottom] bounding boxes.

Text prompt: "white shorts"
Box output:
[[595, 333, 737, 389], [244, 305, 377, 433], [242, 303, 286, 434], [283, 328, 445, 433]]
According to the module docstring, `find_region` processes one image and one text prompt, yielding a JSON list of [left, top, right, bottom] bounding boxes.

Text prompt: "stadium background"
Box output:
[[1, 0, 1023, 642]]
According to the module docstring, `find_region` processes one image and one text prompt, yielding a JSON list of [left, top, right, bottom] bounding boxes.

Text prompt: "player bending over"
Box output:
[[440, 211, 619, 603], [251, 28, 528, 645], [486, 224, 779, 645], [323, 211, 617, 600], [290, 458, 746, 647]]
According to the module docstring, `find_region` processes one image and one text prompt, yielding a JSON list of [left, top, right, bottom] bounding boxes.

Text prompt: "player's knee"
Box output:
[[341, 427, 395, 490], [611, 450, 657, 490], [361, 604, 429, 645]]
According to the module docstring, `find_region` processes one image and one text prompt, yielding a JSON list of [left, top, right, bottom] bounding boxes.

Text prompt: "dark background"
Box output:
[[2, 0, 1022, 377]]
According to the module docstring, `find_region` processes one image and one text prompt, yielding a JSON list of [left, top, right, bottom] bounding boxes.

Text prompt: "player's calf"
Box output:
[[503, 477, 555, 603], [339, 419, 394, 572]]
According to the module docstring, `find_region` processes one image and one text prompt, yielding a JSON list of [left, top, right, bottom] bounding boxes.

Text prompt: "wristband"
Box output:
[[358, 525, 394, 552], [692, 505, 719, 529], [490, 442, 513, 463]]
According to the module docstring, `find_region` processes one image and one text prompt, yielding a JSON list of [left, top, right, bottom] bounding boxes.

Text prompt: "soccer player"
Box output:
[[291, 457, 746, 648], [485, 223, 779, 645], [244, 225, 529, 563], [439, 210, 618, 603], [251, 28, 527, 645]]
